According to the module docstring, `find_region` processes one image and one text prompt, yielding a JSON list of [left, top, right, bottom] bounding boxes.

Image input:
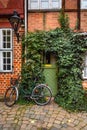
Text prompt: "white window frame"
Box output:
[[82, 52, 87, 79], [81, 0, 87, 9], [0, 28, 13, 72], [28, 0, 62, 10]]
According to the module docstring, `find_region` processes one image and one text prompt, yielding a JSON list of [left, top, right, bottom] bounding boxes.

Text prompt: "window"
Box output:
[[0, 29, 12, 72], [83, 53, 87, 79], [28, 0, 62, 10], [81, 0, 87, 9]]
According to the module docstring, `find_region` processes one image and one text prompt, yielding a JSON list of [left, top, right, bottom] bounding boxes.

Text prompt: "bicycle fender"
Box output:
[[12, 86, 19, 101], [35, 84, 53, 94]]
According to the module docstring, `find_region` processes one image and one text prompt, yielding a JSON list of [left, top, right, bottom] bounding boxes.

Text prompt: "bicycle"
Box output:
[[4, 75, 52, 107]]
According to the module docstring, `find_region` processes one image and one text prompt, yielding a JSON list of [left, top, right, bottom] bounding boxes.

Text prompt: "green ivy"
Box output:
[[21, 14, 87, 111]]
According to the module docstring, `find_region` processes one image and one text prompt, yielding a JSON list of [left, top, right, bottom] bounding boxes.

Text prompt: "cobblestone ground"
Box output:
[[0, 100, 87, 130]]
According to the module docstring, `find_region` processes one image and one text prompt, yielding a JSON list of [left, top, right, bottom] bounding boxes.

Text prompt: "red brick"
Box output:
[[65, 0, 77, 9]]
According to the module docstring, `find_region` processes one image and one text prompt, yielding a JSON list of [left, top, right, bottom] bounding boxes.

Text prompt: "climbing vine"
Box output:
[[21, 14, 87, 111]]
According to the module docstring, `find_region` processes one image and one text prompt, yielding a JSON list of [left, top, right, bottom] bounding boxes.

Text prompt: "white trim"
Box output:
[[25, 0, 28, 35], [78, 32, 87, 35], [28, 0, 62, 10], [0, 30, 2, 49], [0, 52, 3, 71], [83, 52, 87, 79], [81, 0, 87, 9], [0, 28, 13, 72]]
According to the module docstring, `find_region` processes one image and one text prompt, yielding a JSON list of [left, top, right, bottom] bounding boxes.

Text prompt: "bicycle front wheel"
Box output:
[[4, 87, 18, 107], [32, 84, 52, 106]]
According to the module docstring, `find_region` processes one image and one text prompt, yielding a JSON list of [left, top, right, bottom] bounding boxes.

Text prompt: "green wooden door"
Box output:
[[43, 64, 58, 96]]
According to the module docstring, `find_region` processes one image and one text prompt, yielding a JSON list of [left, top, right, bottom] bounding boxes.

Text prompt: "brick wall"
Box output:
[[0, 19, 23, 97], [28, 0, 87, 89], [0, 18, 10, 28], [81, 12, 87, 32], [28, 0, 78, 31], [28, 12, 78, 32], [0, 0, 24, 97], [0, 45, 22, 96], [65, 0, 77, 9], [28, 12, 60, 31], [65, 12, 77, 29]]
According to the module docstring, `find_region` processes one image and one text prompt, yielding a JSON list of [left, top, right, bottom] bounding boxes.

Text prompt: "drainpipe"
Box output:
[[24, 0, 28, 62], [77, 0, 80, 30], [24, 0, 28, 35]]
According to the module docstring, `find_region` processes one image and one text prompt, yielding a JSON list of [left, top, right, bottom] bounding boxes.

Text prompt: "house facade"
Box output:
[[27, 0, 87, 88], [0, 0, 24, 96], [0, 0, 87, 96], [27, 0, 87, 31]]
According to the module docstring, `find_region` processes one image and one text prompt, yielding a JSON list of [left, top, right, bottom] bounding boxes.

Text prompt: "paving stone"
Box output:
[[61, 123, 68, 128], [50, 126, 60, 130], [53, 123, 62, 129], [73, 119, 79, 125], [0, 125, 3, 130], [41, 128, 48, 130], [0, 102, 87, 130], [82, 125, 87, 130], [9, 128, 16, 130], [26, 124, 32, 129]]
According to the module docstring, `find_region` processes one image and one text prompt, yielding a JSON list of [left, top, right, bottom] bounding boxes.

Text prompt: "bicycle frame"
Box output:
[[4, 75, 52, 107]]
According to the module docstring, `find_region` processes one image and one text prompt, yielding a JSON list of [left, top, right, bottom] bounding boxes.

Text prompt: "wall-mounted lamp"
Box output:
[[9, 11, 21, 43]]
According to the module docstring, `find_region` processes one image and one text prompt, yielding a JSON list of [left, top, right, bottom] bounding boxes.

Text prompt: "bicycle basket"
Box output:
[[10, 78, 18, 85]]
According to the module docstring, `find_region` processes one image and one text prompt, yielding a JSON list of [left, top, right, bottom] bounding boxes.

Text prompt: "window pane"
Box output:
[[7, 59, 11, 64], [7, 36, 10, 42], [7, 52, 10, 57], [2, 30, 12, 49], [7, 30, 10, 35], [3, 30, 6, 35], [7, 43, 10, 48], [3, 59, 6, 64], [2, 51, 12, 71], [0, 29, 12, 72], [28, 0, 62, 9], [83, 53, 87, 78], [3, 36, 6, 42], [85, 56, 87, 65], [81, 0, 87, 9], [3, 52, 6, 57], [7, 65, 11, 70], [83, 67, 87, 77], [40, 0, 49, 9], [3, 65, 6, 70], [30, 0, 38, 9], [3, 43, 6, 48], [51, 0, 60, 8]]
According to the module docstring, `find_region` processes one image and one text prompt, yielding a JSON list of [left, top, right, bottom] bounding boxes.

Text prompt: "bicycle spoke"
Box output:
[[32, 84, 52, 105], [4, 87, 17, 107]]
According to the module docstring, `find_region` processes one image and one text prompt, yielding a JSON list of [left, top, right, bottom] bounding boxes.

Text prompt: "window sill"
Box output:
[[81, 9, 87, 11], [82, 78, 87, 81], [28, 9, 61, 13], [0, 71, 12, 73]]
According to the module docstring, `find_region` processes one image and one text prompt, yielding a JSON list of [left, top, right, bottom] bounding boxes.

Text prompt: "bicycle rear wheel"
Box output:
[[4, 87, 17, 107], [32, 84, 52, 106]]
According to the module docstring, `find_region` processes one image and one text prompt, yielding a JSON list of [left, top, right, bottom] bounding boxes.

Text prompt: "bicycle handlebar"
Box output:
[[10, 74, 21, 85], [10, 73, 39, 85]]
